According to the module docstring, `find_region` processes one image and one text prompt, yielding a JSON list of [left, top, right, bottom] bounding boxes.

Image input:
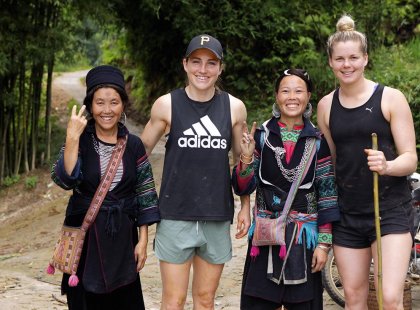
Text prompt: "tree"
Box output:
[[0, 0, 105, 183]]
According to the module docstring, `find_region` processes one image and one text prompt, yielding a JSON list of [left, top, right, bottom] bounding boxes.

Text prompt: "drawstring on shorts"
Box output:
[[195, 221, 207, 235]]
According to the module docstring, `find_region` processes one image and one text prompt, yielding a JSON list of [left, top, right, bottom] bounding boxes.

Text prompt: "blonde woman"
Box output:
[[317, 15, 417, 310]]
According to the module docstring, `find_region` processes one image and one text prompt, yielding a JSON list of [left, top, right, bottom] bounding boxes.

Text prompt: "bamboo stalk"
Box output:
[[372, 133, 383, 310]]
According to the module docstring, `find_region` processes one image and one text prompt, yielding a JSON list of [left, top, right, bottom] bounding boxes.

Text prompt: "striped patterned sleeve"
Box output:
[[315, 137, 340, 244], [232, 150, 259, 195], [50, 144, 82, 190], [135, 153, 160, 226]]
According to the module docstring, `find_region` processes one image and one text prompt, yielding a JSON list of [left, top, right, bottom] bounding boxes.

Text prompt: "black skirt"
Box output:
[[240, 239, 323, 310], [64, 274, 145, 310]]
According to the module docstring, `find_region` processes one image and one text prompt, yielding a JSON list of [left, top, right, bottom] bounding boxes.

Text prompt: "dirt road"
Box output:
[[0, 71, 417, 309]]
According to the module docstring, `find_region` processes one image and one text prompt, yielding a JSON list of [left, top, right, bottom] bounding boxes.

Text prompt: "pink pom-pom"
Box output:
[[279, 244, 286, 260], [68, 274, 79, 287], [46, 264, 55, 275], [250, 245, 260, 258]]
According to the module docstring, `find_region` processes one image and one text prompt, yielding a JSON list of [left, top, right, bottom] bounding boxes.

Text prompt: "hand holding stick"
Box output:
[[372, 133, 383, 310]]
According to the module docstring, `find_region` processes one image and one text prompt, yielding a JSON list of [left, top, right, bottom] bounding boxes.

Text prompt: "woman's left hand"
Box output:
[[134, 239, 147, 272], [311, 247, 328, 273]]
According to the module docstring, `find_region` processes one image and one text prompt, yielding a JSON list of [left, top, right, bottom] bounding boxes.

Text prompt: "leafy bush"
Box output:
[[25, 176, 38, 189], [2, 175, 20, 187]]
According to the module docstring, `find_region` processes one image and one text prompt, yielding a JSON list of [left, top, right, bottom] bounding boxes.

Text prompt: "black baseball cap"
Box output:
[[184, 34, 223, 60]]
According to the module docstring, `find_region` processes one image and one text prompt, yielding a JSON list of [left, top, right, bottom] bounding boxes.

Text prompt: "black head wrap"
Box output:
[[85, 65, 125, 94]]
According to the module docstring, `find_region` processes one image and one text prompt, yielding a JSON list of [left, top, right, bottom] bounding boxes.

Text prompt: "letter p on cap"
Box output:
[[200, 36, 210, 45]]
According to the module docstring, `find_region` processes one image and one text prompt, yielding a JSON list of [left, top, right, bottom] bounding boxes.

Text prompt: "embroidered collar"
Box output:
[[277, 121, 304, 131]]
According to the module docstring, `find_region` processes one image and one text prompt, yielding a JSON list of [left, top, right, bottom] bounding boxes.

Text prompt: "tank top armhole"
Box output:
[[224, 91, 233, 130]]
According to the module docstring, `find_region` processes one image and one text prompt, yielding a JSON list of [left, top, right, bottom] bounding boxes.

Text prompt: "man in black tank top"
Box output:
[[141, 34, 249, 310], [317, 15, 417, 310]]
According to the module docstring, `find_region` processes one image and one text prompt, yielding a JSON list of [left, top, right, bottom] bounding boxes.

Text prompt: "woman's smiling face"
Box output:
[[91, 87, 123, 133], [329, 40, 368, 85], [275, 75, 311, 122], [183, 48, 222, 92]]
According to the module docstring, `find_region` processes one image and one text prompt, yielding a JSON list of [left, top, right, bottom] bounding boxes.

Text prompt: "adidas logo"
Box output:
[[178, 115, 227, 149]]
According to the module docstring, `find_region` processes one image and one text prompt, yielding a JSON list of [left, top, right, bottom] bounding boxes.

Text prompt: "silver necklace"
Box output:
[[92, 134, 115, 157], [264, 136, 312, 182]]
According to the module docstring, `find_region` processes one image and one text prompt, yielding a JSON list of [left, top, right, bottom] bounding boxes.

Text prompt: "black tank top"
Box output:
[[159, 88, 234, 221], [330, 84, 411, 214]]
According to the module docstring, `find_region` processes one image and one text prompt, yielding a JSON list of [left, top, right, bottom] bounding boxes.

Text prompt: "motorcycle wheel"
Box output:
[[322, 250, 345, 307]]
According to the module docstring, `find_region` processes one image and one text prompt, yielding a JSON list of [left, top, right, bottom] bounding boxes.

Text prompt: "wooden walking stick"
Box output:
[[372, 133, 383, 310]]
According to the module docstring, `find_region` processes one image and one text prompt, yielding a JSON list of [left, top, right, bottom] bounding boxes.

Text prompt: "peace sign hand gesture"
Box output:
[[66, 105, 88, 141], [63, 105, 88, 175], [240, 121, 257, 159]]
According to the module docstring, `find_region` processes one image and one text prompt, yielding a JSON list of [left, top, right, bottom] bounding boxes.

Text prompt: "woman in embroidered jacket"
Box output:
[[233, 69, 340, 310], [50, 65, 160, 310]]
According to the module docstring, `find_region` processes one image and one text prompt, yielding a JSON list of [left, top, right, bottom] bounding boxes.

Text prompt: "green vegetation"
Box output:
[[2, 175, 20, 187], [67, 99, 80, 113], [25, 176, 38, 189], [367, 38, 420, 151]]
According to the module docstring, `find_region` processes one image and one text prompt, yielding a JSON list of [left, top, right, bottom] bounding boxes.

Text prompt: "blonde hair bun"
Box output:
[[336, 15, 355, 32]]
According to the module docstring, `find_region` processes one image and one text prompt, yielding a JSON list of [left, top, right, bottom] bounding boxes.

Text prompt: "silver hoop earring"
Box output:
[[303, 102, 312, 119], [119, 112, 127, 126], [272, 102, 281, 118]]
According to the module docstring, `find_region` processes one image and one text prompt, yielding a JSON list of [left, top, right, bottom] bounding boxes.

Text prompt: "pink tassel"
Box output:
[[250, 245, 260, 258], [46, 264, 55, 275], [68, 274, 79, 287], [279, 244, 286, 260]]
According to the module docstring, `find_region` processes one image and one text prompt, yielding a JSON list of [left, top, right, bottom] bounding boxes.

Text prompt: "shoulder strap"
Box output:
[[81, 135, 128, 232]]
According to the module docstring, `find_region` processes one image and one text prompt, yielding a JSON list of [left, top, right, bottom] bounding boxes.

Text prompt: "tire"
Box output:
[[322, 250, 345, 307]]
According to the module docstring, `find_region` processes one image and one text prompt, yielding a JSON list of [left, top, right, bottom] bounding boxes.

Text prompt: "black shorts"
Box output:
[[333, 202, 414, 249]]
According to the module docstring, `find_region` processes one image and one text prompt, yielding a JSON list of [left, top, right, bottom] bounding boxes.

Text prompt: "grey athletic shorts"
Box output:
[[154, 219, 232, 264]]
